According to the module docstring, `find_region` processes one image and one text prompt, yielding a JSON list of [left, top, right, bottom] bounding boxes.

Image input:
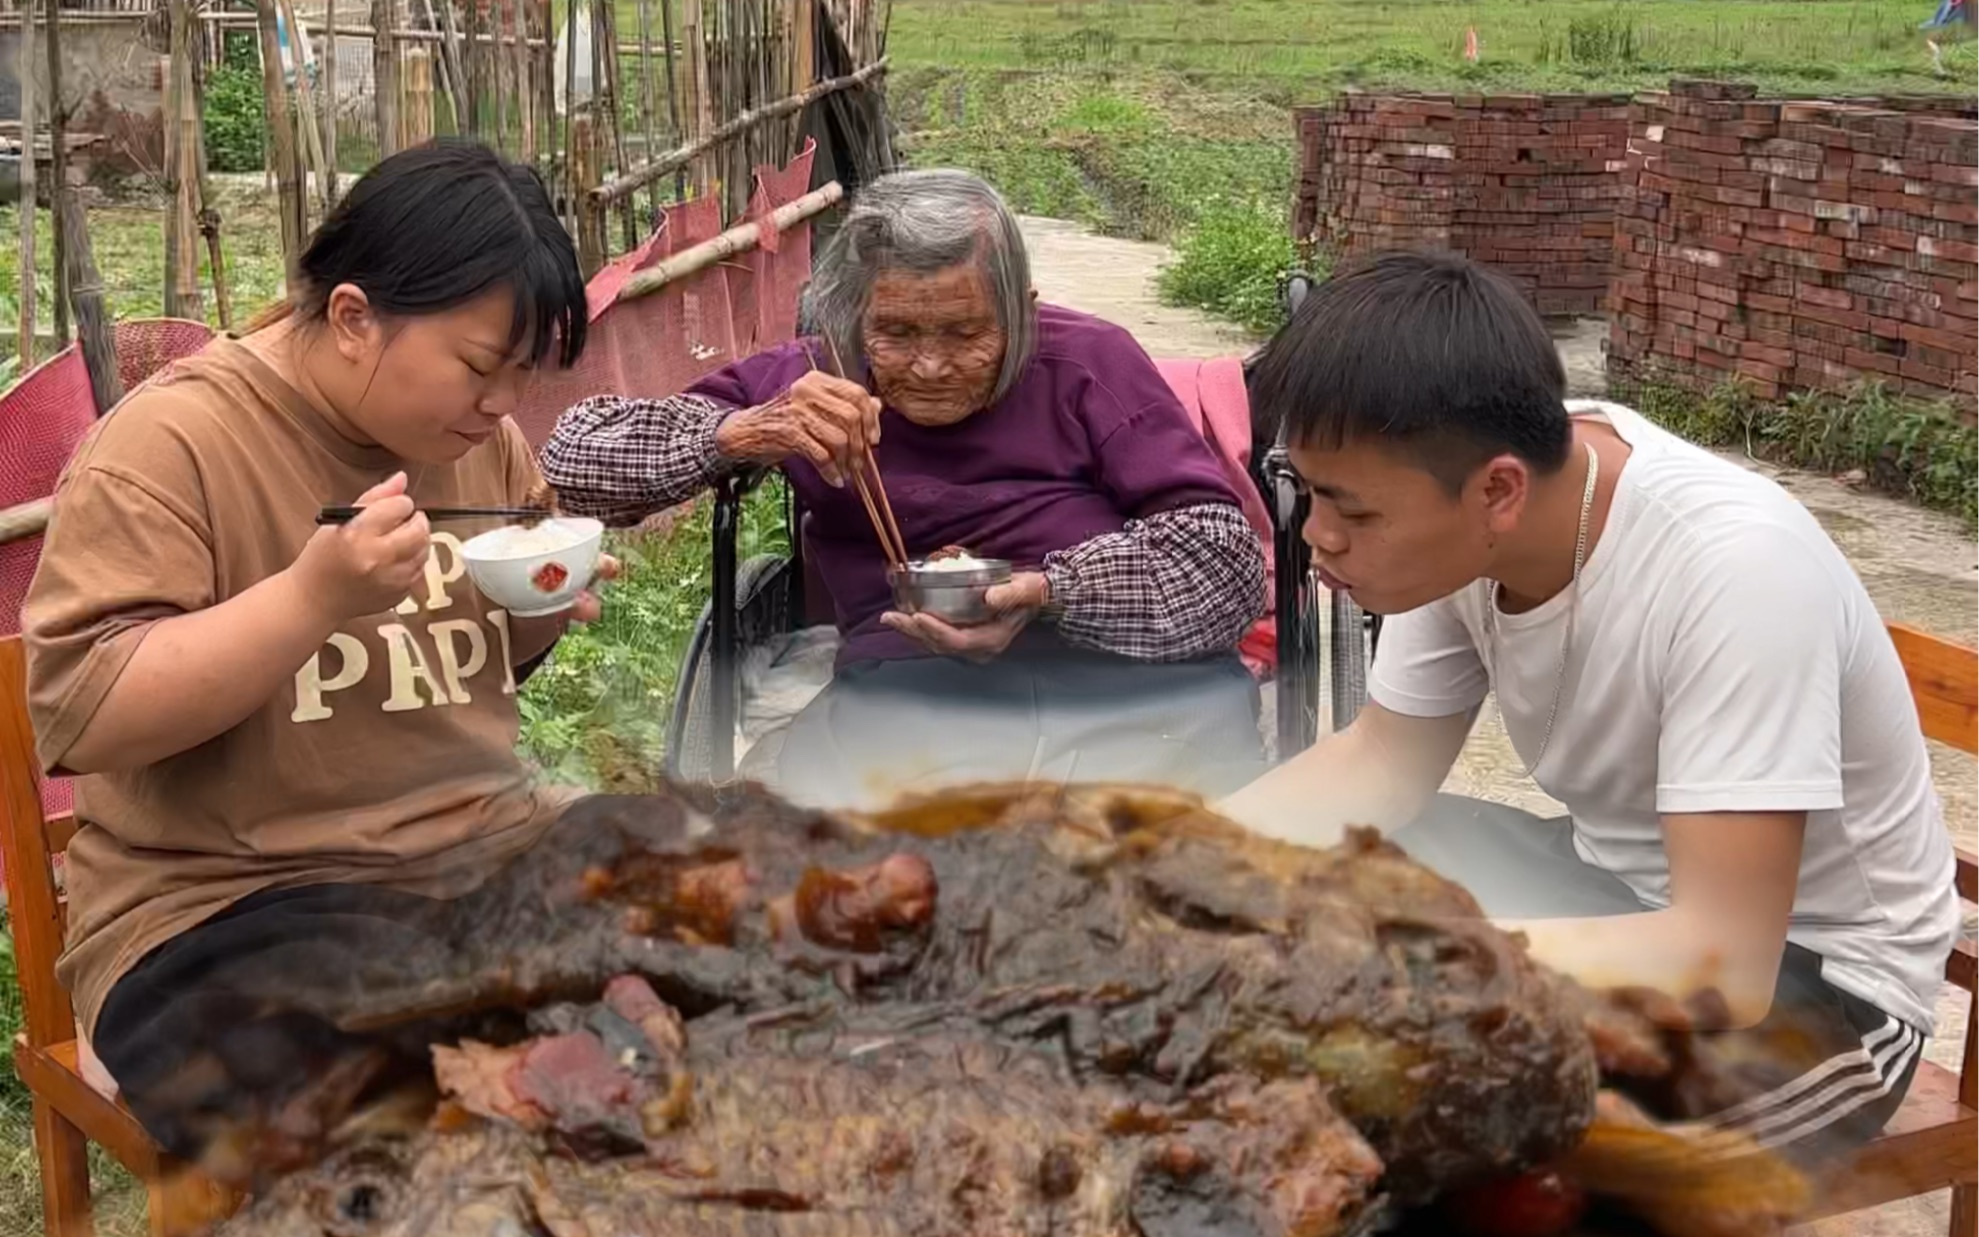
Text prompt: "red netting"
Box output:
[[1, 318, 214, 829], [514, 141, 820, 449]]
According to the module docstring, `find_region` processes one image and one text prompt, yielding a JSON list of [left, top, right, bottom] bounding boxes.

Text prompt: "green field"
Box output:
[[887, 0, 1961, 93]]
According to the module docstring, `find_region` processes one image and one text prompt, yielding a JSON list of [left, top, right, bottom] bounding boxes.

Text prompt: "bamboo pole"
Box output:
[[373, 0, 400, 157], [562, 0, 578, 227], [636, 0, 659, 220], [59, 192, 122, 414], [166, 0, 205, 322], [465, 0, 481, 136], [657, 0, 686, 202], [511, 0, 533, 159], [418, 0, 463, 131], [163, 0, 183, 317], [45, 0, 68, 344], [403, 45, 435, 146], [494, 0, 511, 152], [17, 0, 37, 368], [323, 0, 339, 196], [595, 0, 635, 248], [682, 0, 709, 197], [618, 180, 840, 301], [593, 58, 882, 204], [258, 0, 307, 273], [278, 0, 332, 212], [572, 112, 604, 275]]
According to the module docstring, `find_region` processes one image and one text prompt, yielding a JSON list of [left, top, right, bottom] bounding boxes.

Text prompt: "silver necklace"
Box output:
[[1483, 441, 1600, 779]]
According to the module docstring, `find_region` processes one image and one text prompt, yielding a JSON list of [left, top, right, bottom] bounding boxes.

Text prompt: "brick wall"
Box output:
[[1608, 80, 1977, 409], [1294, 91, 1633, 315]]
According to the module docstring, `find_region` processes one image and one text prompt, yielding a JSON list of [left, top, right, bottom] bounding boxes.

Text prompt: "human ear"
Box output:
[[1475, 454, 1532, 535], [323, 283, 380, 364]]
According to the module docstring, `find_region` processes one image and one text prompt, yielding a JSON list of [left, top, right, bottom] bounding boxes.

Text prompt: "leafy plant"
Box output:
[[518, 483, 790, 790], [1157, 200, 1301, 335], [1621, 374, 1978, 529], [204, 62, 269, 175]]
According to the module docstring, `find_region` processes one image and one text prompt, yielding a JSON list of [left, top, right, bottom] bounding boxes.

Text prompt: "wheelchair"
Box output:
[[663, 275, 1382, 785]]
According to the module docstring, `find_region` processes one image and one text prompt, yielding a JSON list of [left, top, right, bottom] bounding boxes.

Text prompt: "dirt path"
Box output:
[[1021, 216, 1977, 1237]]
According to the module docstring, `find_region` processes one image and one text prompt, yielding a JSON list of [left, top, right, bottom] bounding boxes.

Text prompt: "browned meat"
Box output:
[[267, 784, 1593, 1202], [223, 988, 1388, 1237], [198, 782, 1810, 1236]]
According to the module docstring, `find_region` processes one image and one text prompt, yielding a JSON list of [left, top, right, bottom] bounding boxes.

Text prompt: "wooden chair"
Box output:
[[1805, 622, 1979, 1234], [1, 634, 239, 1237]]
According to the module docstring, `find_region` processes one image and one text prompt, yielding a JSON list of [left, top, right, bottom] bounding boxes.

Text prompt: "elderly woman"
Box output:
[[541, 169, 1266, 808]]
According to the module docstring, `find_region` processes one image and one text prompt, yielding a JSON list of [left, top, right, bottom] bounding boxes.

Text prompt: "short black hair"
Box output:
[[296, 140, 588, 368], [1249, 250, 1570, 490]]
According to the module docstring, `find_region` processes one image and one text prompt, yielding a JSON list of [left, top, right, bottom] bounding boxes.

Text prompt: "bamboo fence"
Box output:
[[6, 0, 892, 358]]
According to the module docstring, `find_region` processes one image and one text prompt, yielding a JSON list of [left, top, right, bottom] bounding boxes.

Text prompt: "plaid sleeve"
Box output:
[[538, 393, 739, 527], [1041, 502, 1266, 662]]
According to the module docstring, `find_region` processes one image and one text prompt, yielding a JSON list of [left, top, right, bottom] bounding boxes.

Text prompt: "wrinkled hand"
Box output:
[[713, 371, 882, 488], [292, 472, 432, 620], [569, 554, 621, 624], [881, 572, 1049, 663]]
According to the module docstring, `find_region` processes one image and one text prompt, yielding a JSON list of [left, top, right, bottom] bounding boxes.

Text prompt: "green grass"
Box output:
[[1, 183, 290, 364], [1621, 374, 1979, 529], [517, 481, 790, 792], [886, 0, 1967, 96]]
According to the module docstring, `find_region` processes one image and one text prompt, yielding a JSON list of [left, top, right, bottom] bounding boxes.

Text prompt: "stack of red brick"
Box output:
[[1294, 92, 1632, 315], [1608, 80, 1977, 408]]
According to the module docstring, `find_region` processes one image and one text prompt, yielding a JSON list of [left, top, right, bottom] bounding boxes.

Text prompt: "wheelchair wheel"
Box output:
[[1323, 589, 1372, 731], [665, 554, 794, 783]]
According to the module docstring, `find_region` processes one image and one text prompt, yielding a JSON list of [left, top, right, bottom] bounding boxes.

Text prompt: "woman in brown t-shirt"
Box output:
[[23, 141, 608, 1176]]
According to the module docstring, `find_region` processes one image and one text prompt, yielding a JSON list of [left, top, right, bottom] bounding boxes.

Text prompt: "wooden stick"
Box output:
[[423, 0, 465, 132], [821, 332, 906, 564], [372, 0, 399, 157], [860, 444, 904, 565], [616, 179, 839, 300], [199, 207, 233, 331], [562, 0, 578, 227], [166, 0, 204, 322], [572, 111, 604, 275], [0, 499, 53, 547], [60, 192, 122, 414], [635, 0, 660, 220], [594, 58, 881, 204], [682, 0, 710, 197], [465, 0, 482, 137], [594, 0, 635, 248], [849, 467, 903, 571], [278, 0, 331, 212], [322, 0, 339, 195], [494, 0, 512, 153], [657, 0, 686, 202], [257, 0, 306, 273], [17, 0, 37, 368], [44, 0, 67, 343], [512, 0, 533, 159]]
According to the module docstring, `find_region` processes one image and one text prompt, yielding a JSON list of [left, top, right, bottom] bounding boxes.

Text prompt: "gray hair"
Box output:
[[805, 169, 1036, 405]]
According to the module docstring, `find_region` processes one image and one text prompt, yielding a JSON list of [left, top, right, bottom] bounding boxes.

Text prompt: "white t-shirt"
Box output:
[[1369, 401, 1958, 1032]]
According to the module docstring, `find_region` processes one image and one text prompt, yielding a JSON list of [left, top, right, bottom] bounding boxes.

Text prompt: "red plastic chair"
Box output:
[[0, 320, 215, 831]]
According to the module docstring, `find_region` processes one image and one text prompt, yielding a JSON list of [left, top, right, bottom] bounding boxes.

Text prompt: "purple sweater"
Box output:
[[686, 305, 1244, 664]]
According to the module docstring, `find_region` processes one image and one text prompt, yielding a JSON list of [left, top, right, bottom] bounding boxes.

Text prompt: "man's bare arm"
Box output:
[[1217, 702, 1473, 847], [1506, 810, 1805, 1028]]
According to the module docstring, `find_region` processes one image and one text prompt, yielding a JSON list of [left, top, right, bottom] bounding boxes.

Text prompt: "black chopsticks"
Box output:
[[315, 505, 553, 526]]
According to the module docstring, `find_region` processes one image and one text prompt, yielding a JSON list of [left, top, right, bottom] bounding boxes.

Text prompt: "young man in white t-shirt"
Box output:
[[1221, 250, 1958, 1164]]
